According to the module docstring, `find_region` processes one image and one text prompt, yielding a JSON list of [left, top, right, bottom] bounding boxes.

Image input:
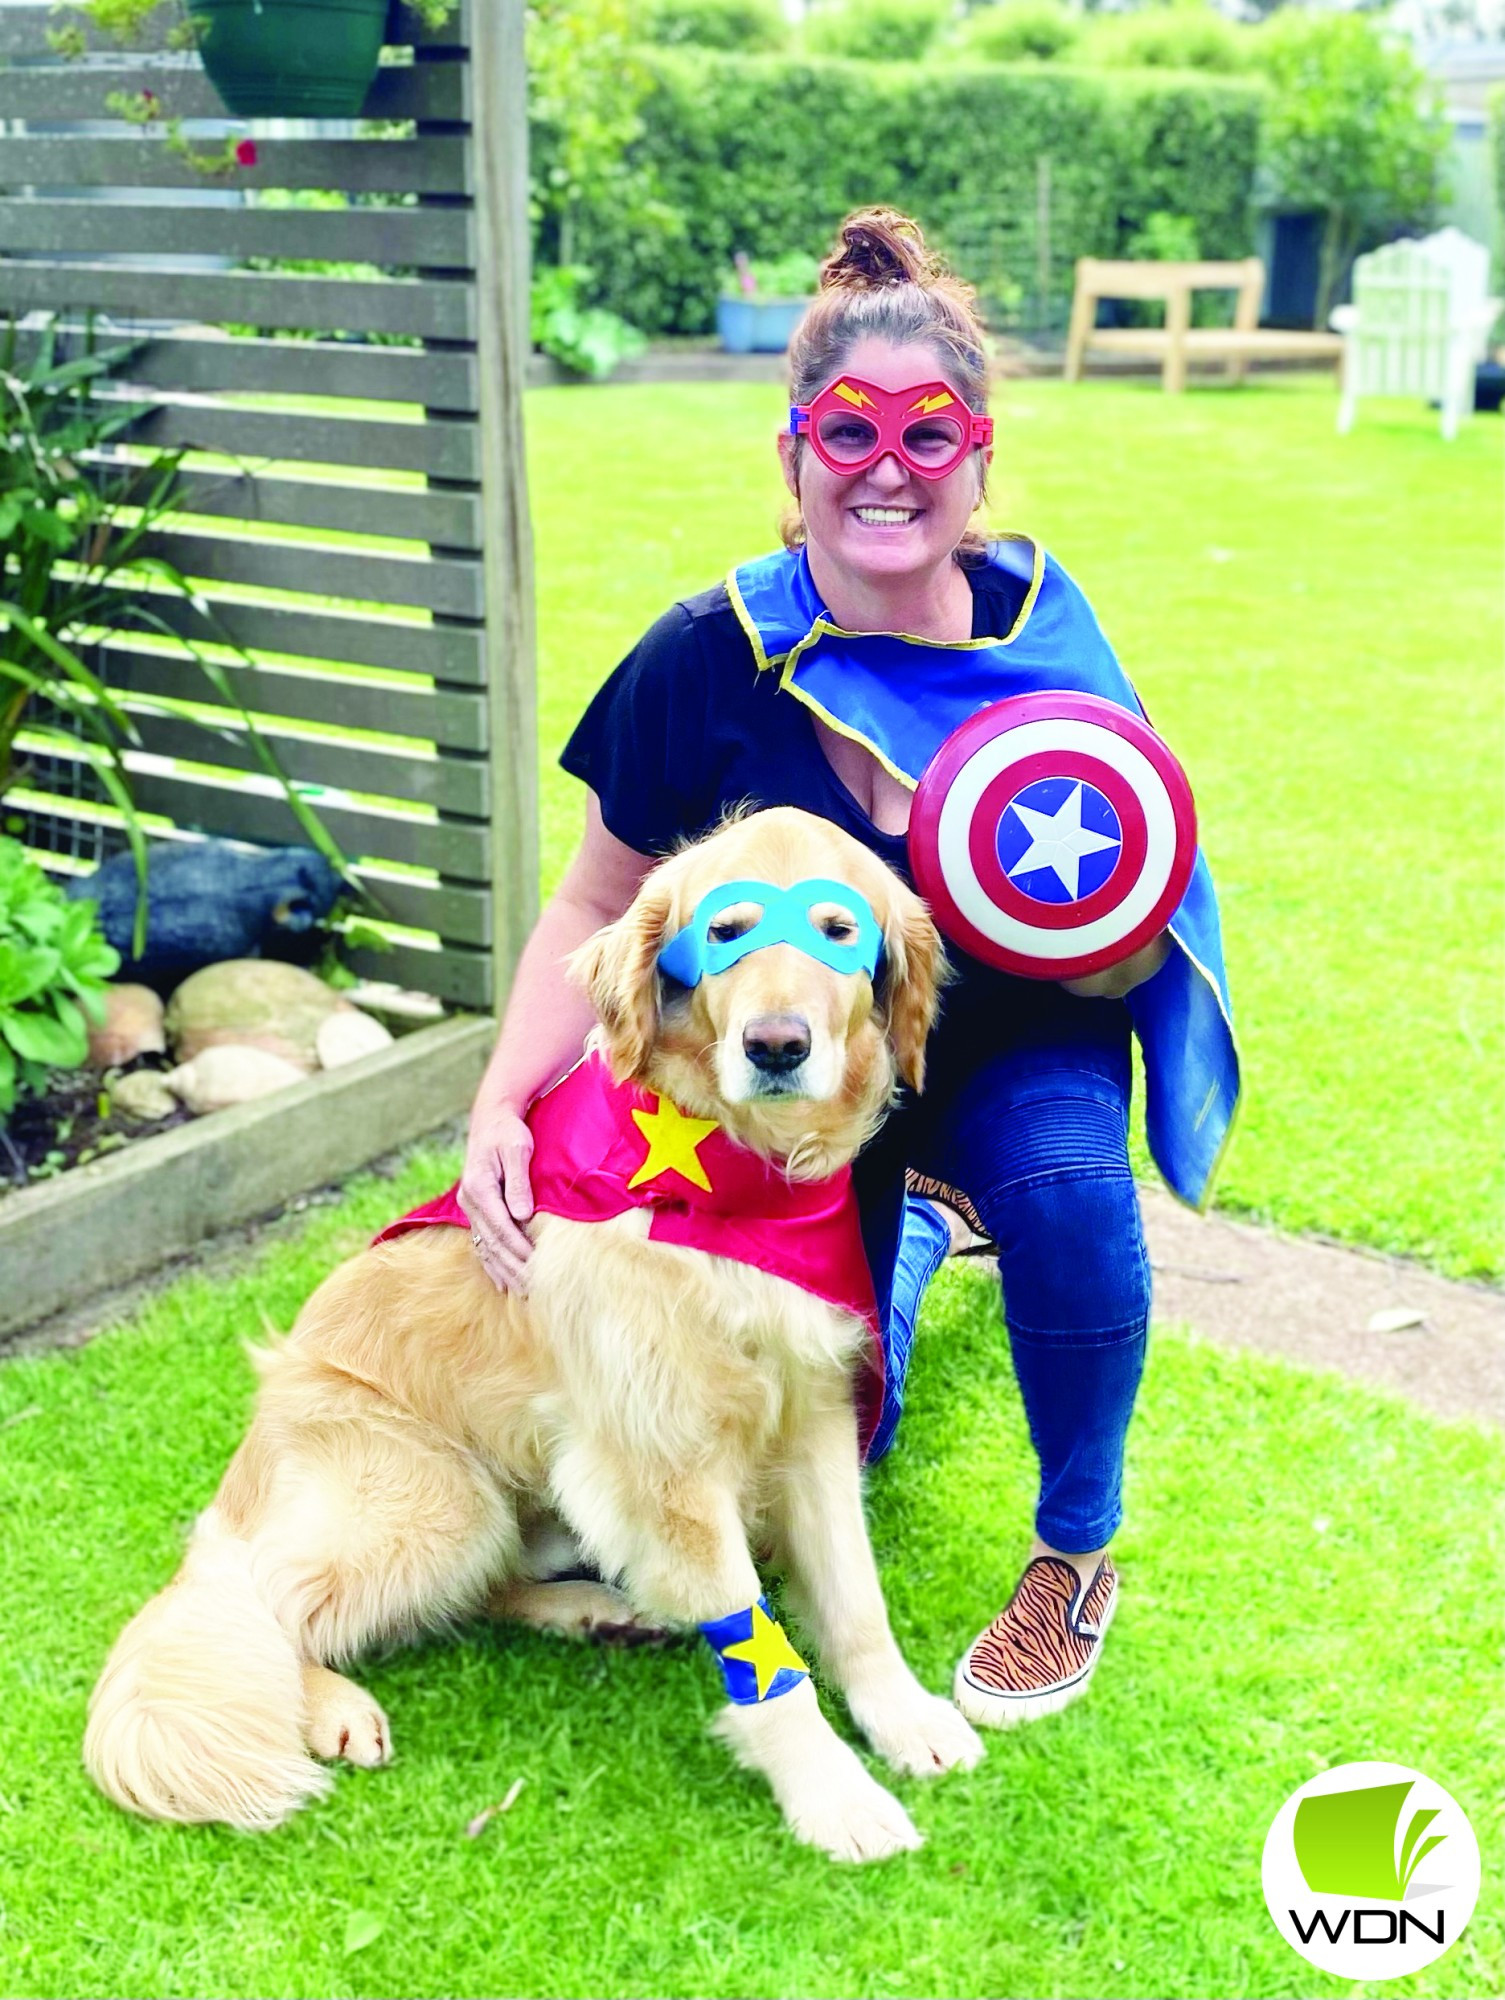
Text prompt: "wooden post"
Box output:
[[1063, 258, 1096, 383], [1228, 256, 1262, 386], [1162, 280, 1191, 393], [469, 0, 539, 1018]]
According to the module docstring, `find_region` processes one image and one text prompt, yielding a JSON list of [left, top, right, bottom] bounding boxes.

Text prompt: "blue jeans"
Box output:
[[864, 1007, 1150, 1554]]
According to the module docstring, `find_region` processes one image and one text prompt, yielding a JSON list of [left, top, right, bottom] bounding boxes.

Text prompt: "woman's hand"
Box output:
[[1060, 931, 1172, 1001], [460, 1098, 537, 1294], [457, 792, 655, 1295]]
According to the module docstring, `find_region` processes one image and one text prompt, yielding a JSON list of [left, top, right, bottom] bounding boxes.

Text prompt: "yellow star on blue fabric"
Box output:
[[627, 1094, 719, 1193], [721, 1600, 809, 1701]]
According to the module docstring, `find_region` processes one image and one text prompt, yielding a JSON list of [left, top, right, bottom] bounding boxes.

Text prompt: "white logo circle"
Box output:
[[1262, 1761, 1479, 1981]]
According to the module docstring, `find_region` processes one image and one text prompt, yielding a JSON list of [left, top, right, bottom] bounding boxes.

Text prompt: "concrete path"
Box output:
[[1137, 1186, 1503, 1428]]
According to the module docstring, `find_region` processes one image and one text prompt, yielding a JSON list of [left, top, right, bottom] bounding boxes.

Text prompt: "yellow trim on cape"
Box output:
[[727, 535, 1046, 675], [725, 564, 784, 674], [774, 674, 919, 791], [732, 536, 1048, 783], [1158, 921, 1244, 1216]]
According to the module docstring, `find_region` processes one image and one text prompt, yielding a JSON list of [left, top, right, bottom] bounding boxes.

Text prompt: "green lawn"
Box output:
[[0, 1148, 1500, 2000], [1, 375, 1501, 2000], [529, 374, 1504, 1278]]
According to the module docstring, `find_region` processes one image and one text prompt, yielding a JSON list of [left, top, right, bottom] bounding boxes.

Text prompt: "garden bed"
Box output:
[[0, 1053, 189, 1191], [0, 1013, 491, 1338]]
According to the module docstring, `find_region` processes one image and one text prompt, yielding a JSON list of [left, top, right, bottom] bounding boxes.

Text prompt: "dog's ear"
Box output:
[[877, 883, 947, 1093], [568, 870, 679, 1084]]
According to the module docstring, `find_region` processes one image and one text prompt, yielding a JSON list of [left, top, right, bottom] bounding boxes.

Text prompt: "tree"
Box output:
[[527, 0, 656, 270], [1255, 10, 1450, 325]]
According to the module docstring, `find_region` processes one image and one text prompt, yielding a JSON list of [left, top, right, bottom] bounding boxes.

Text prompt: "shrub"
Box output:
[[637, 0, 787, 51], [527, 0, 673, 272], [1083, 2, 1250, 75], [949, 1, 1079, 66], [549, 50, 1263, 336], [531, 266, 648, 379], [1252, 10, 1448, 323], [1121, 212, 1235, 325], [801, 0, 950, 62], [0, 837, 118, 1120]]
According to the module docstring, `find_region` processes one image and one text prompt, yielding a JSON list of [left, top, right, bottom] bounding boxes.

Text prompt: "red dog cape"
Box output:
[[373, 1052, 884, 1452]]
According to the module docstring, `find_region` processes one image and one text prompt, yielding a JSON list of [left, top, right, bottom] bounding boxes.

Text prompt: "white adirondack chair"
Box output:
[[1331, 228, 1500, 441]]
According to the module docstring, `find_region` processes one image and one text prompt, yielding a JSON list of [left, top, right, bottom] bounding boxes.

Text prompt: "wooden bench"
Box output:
[[1063, 257, 1344, 393]]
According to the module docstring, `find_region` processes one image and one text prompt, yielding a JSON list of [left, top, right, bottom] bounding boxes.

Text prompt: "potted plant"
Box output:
[[716, 251, 819, 354], [191, 0, 391, 120], [51, 0, 458, 124]]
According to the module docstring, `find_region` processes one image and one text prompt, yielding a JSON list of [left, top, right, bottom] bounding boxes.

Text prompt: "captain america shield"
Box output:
[[908, 692, 1197, 979]]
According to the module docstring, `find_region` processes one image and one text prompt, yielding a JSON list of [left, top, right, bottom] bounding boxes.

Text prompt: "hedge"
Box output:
[[538, 51, 1265, 337], [1493, 86, 1505, 224]]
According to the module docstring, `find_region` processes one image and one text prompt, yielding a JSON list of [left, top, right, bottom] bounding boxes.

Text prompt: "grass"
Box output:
[[1, 374, 1500, 1998], [0, 1145, 1500, 2000], [527, 374, 1504, 1278]]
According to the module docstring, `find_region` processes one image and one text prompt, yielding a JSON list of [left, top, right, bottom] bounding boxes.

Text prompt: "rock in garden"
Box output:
[[111, 1070, 179, 1124], [87, 984, 167, 1068], [67, 839, 344, 993], [315, 1009, 393, 1070], [166, 960, 350, 1073], [165, 1046, 306, 1115]]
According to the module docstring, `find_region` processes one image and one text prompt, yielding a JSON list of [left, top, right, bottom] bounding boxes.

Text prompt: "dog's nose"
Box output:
[[742, 1014, 811, 1074]]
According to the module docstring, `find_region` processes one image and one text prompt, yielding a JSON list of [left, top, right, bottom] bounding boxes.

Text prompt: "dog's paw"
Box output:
[[855, 1686, 985, 1779], [301, 1666, 392, 1768], [786, 1760, 925, 1864], [492, 1577, 669, 1646]]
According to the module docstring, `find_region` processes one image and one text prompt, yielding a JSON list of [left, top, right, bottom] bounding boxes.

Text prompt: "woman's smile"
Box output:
[[852, 503, 923, 528]]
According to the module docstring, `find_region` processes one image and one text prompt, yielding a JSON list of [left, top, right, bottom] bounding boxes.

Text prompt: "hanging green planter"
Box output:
[[192, 0, 390, 119]]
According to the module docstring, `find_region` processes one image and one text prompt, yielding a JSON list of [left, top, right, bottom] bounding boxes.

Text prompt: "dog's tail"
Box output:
[[83, 1509, 327, 1829]]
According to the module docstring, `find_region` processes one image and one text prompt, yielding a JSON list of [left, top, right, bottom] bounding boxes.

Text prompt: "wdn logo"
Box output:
[[1262, 1761, 1480, 1980]]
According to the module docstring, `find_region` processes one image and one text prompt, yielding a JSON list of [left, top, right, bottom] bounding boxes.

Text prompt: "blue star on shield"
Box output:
[[997, 778, 1122, 905]]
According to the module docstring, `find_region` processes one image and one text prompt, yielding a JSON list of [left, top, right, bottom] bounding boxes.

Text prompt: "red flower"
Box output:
[[142, 89, 157, 104], [235, 138, 258, 167]]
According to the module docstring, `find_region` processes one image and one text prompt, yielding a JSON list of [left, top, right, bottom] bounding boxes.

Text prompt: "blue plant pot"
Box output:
[[716, 296, 810, 354]]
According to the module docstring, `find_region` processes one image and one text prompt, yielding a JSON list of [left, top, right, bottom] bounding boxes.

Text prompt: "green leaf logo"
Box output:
[[1294, 1780, 1447, 1901]]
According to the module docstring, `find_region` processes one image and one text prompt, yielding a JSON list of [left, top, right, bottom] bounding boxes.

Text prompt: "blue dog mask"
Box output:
[[657, 878, 884, 989]]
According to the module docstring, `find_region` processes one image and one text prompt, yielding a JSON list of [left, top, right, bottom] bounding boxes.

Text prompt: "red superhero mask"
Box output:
[[789, 376, 993, 481]]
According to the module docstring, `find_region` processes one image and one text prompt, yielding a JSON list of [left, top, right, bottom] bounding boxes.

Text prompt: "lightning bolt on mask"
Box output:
[[790, 375, 993, 481]]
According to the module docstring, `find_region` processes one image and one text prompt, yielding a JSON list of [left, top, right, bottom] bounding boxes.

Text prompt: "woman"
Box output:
[[462, 208, 1239, 1729]]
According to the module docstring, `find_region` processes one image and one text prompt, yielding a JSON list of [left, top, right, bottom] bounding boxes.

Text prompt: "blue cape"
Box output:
[[727, 538, 1241, 1211]]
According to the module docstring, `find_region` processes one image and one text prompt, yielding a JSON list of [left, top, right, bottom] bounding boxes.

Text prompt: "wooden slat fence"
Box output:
[[0, 0, 535, 1013]]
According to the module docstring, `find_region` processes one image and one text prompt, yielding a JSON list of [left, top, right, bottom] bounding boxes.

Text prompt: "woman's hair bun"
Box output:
[[819, 206, 947, 294]]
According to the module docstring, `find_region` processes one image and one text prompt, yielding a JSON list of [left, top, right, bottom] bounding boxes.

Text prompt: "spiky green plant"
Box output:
[[0, 318, 348, 946]]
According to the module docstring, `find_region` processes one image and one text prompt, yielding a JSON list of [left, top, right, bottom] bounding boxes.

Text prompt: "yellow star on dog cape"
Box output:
[[721, 1600, 809, 1700], [627, 1094, 720, 1192]]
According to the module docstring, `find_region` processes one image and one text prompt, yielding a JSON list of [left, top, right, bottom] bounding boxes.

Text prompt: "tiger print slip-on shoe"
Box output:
[[953, 1555, 1118, 1728]]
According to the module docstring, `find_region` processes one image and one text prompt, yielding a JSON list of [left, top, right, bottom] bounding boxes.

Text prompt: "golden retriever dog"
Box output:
[[84, 807, 982, 1862]]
